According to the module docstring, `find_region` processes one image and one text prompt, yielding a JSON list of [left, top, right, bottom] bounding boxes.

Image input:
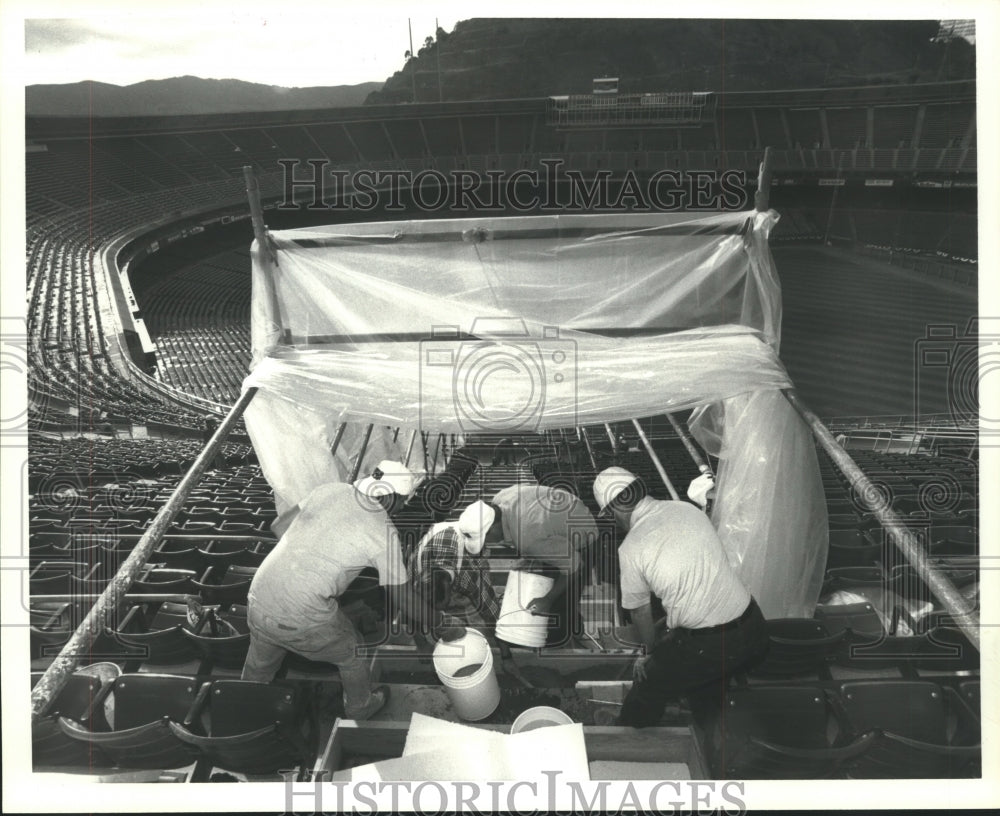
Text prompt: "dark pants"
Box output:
[[618, 598, 769, 728]]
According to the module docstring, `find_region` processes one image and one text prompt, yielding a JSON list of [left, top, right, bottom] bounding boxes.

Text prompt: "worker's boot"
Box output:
[[347, 685, 391, 721]]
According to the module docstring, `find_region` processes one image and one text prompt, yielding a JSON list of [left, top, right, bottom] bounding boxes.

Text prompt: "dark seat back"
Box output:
[[112, 674, 202, 731], [839, 681, 947, 743]]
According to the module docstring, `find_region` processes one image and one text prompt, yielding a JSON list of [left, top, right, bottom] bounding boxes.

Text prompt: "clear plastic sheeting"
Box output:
[[250, 210, 783, 366], [705, 390, 829, 618], [243, 209, 828, 618]]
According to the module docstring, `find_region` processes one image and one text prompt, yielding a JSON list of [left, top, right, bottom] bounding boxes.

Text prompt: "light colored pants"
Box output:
[[241, 601, 375, 717]]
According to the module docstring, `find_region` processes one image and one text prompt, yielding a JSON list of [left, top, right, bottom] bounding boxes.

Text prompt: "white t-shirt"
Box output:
[[248, 482, 407, 626], [618, 496, 750, 629]]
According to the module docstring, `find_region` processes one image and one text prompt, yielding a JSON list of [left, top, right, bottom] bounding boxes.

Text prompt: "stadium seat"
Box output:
[[131, 567, 197, 595], [112, 602, 201, 666], [168, 680, 314, 775], [58, 673, 204, 769], [821, 566, 888, 596], [191, 564, 256, 606], [836, 681, 980, 778], [745, 619, 843, 678], [825, 530, 882, 570], [813, 601, 884, 641], [181, 604, 251, 669], [151, 538, 207, 571], [714, 685, 874, 779], [32, 670, 113, 768]]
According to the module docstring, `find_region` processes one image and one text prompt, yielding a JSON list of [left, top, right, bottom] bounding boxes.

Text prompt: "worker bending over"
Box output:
[[484, 482, 598, 648], [407, 500, 522, 673], [593, 466, 768, 728], [241, 460, 419, 721]]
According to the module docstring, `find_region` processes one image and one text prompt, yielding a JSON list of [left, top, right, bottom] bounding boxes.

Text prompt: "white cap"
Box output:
[[593, 466, 639, 512], [457, 500, 496, 555], [354, 459, 416, 498]]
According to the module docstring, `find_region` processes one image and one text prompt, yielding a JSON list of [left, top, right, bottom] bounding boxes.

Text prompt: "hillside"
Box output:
[[366, 18, 975, 103], [26, 76, 382, 117]]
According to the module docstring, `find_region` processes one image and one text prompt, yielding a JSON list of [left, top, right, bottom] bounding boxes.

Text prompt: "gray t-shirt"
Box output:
[[492, 483, 598, 568], [619, 496, 750, 629], [248, 482, 407, 626]]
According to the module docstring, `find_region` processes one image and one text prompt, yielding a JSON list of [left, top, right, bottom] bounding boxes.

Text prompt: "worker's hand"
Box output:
[[433, 614, 467, 643], [632, 655, 652, 683], [525, 595, 549, 616], [687, 473, 716, 508]]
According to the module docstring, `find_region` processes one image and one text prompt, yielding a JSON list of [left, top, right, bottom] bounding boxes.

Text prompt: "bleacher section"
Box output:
[[25, 420, 980, 779]]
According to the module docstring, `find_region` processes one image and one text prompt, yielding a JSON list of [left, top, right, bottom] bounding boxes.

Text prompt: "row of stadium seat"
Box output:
[[26, 97, 975, 206]]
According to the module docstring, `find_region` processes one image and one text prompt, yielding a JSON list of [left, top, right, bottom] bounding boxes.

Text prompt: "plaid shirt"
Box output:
[[409, 525, 501, 621]]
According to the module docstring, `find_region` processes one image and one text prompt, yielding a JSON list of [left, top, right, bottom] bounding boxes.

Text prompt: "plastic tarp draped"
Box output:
[[243, 210, 827, 618]]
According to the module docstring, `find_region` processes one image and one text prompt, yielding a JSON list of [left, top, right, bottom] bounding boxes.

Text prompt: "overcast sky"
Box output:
[[23, 10, 460, 87]]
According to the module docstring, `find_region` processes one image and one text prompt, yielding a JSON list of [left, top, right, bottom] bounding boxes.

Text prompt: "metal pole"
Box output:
[[31, 386, 259, 723], [430, 433, 443, 474], [604, 423, 619, 455], [754, 146, 774, 212], [435, 17, 443, 103], [823, 152, 845, 245], [329, 422, 347, 457], [403, 428, 418, 467], [580, 427, 599, 471], [631, 418, 680, 501], [243, 165, 286, 342], [349, 423, 375, 483], [664, 413, 712, 475], [782, 388, 980, 652], [408, 18, 417, 103]]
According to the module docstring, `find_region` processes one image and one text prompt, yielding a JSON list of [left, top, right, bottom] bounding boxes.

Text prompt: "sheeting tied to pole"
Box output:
[[243, 210, 827, 618]]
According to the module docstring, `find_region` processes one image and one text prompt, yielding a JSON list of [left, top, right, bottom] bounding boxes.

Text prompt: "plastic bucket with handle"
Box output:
[[510, 706, 575, 734], [432, 627, 501, 721], [496, 570, 554, 648]]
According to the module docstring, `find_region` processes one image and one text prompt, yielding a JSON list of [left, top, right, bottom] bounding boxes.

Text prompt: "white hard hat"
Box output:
[[457, 500, 496, 555], [593, 466, 639, 512], [354, 459, 416, 498]]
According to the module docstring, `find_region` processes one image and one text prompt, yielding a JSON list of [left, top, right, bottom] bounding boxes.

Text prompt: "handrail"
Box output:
[[630, 418, 680, 501], [603, 423, 619, 456], [30, 386, 259, 723], [580, 427, 599, 471], [349, 424, 375, 482], [403, 428, 418, 467], [664, 412, 712, 476], [782, 388, 979, 652], [329, 422, 347, 456]]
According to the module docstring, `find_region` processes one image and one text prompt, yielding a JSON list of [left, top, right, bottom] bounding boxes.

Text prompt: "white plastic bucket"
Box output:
[[510, 706, 575, 734], [496, 570, 554, 648], [432, 627, 501, 721]]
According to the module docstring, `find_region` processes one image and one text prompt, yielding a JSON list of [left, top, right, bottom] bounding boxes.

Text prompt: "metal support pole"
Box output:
[[430, 433, 443, 474], [823, 152, 845, 245], [631, 418, 680, 501], [604, 423, 619, 455], [329, 422, 347, 457], [580, 427, 599, 471], [31, 387, 259, 723], [349, 423, 375, 483], [403, 428, 418, 467], [243, 165, 286, 342], [754, 146, 774, 212], [665, 412, 712, 475], [782, 388, 980, 652], [562, 429, 578, 481]]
